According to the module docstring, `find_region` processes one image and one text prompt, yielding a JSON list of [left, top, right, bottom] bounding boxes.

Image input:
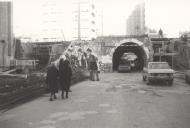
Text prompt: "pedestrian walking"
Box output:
[[46, 62, 59, 101], [86, 48, 100, 81], [59, 59, 72, 99]]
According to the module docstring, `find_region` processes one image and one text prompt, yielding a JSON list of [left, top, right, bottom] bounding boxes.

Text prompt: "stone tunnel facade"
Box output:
[[112, 39, 149, 71]]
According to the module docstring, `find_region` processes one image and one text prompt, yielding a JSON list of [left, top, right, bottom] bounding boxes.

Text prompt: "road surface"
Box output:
[[0, 72, 190, 128]]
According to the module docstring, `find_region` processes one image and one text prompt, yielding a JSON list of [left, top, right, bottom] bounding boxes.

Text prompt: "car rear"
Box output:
[[118, 64, 131, 72]]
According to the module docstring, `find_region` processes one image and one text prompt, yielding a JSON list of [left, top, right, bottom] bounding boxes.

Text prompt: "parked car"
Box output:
[[142, 62, 175, 85], [185, 70, 190, 84], [118, 53, 137, 72], [118, 61, 131, 72]]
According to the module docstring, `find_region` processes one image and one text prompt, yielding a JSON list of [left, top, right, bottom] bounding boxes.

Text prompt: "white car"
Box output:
[[142, 62, 175, 85]]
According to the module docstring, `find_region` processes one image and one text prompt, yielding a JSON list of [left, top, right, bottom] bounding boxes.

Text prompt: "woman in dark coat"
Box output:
[[59, 59, 72, 99], [46, 63, 59, 101]]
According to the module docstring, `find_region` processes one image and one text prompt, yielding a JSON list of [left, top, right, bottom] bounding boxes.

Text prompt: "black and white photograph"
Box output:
[[0, 0, 190, 127]]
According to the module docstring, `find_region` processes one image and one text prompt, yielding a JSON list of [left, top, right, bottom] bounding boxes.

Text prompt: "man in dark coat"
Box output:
[[86, 48, 99, 81], [46, 62, 59, 101], [59, 59, 72, 99]]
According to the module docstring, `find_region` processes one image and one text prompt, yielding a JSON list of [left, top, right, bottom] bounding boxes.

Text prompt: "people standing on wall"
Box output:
[[86, 48, 100, 81], [46, 62, 59, 101], [59, 59, 72, 99], [81, 52, 88, 69]]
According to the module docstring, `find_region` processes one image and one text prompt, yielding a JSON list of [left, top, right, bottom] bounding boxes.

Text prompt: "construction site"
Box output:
[[1, 1, 190, 128]]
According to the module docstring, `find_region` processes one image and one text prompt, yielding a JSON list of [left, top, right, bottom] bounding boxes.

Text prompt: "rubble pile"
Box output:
[[0, 41, 89, 109], [51, 41, 90, 84]]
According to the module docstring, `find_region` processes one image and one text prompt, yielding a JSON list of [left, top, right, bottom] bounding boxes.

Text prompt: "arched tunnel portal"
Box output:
[[112, 39, 148, 71]]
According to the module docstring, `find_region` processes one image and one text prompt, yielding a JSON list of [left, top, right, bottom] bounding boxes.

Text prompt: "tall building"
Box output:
[[41, 0, 65, 42], [0, 1, 13, 69], [73, 0, 97, 40], [126, 3, 145, 36], [41, 0, 97, 41]]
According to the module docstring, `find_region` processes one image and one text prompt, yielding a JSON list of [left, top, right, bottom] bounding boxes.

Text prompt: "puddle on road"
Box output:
[[28, 122, 33, 125], [105, 86, 118, 92], [40, 120, 56, 124], [137, 90, 146, 94], [74, 98, 88, 103], [99, 103, 110, 107], [57, 111, 98, 121], [87, 84, 98, 87], [50, 110, 98, 121], [49, 112, 69, 119], [37, 110, 98, 128], [39, 125, 56, 128], [105, 84, 165, 98], [0, 114, 15, 121], [129, 87, 164, 97], [106, 109, 118, 114], [58, 114, 85, 121], [150, 90, 164, 97], [144, 101, 154, 104]]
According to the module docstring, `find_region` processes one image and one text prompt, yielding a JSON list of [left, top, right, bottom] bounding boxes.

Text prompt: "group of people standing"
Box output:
[[46, 59, 72, 101], [86, 48, 100, 81], [45, 48, 99, 101]]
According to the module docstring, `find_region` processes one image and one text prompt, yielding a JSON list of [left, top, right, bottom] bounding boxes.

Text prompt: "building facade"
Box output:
[[41, 0, 97, 41], [41, 0, 65, 42], [0, 1, 14, 69], [126, 3, 145, 36]]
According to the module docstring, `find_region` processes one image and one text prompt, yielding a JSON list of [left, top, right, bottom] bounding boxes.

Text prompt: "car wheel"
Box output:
[[146, 78, 150, 85], [143, 76, 146, 81], [168, 80, 173, 86]]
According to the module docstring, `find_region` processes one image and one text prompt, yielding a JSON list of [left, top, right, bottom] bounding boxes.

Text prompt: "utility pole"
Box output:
[[78, 1, 81, 41], [61, 30, 66, 41], [101, 11, 103, 36], [73, 0, 94, 40]]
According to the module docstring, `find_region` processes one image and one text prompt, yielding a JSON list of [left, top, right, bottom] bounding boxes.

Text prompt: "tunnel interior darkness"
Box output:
[[112, 42, 147, 71]]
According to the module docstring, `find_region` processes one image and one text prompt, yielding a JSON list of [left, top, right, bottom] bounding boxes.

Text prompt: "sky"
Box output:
[[10, 0, 190, 40]]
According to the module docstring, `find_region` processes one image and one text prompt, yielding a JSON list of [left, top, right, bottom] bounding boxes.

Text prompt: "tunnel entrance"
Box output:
[[112, 40, 148, 71]]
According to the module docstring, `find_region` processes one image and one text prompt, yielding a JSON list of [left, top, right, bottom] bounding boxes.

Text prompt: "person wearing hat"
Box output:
[[86, 48, 99, 81]]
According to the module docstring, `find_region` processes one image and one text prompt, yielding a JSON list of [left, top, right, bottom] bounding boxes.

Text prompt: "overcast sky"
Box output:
[[12, 0, 190, 40]]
